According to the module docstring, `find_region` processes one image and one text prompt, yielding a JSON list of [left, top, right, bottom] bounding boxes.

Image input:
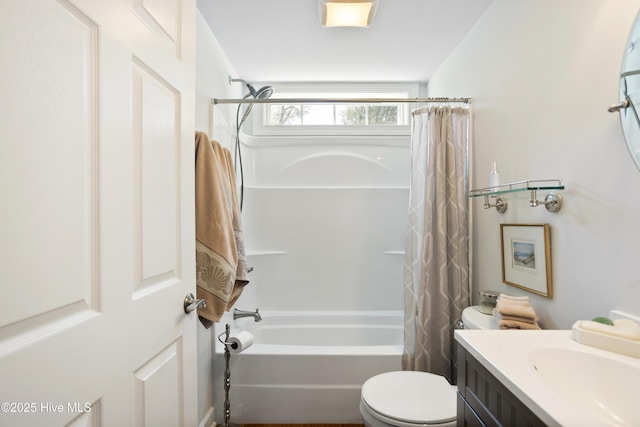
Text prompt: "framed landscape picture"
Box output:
[[500, 224, 552, 298]]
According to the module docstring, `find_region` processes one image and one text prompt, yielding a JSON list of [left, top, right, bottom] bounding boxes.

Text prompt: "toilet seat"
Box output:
[[361, 400, 453, 427], [361, 371, 457, 426]]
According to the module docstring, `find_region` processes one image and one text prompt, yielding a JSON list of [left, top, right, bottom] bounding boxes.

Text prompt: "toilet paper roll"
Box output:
[[226, 330, 254, 354]]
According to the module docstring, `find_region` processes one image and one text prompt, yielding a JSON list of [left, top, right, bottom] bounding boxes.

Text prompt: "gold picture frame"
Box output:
[[500, 224, 553, 298]]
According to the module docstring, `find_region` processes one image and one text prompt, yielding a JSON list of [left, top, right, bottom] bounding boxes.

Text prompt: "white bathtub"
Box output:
[[212, 310, 403, 424]]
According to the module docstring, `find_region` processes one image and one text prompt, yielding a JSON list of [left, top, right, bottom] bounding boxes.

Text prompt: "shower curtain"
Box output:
[[402, 103, 471, 383]]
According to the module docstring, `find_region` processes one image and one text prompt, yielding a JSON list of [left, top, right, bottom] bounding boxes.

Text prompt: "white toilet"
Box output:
[[359, 306, 497, 427]]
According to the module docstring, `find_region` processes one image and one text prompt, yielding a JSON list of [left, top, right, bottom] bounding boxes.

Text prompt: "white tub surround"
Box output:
[[213, 311, 403, 424], [454, 329, 640, 426]]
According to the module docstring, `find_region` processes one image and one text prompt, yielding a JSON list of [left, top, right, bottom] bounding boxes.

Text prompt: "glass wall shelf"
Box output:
[[468, 179, 564, 198], [469, 179, 564, 213]]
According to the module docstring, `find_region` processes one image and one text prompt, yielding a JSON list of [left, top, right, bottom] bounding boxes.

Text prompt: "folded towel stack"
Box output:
[[493, 294, 541, 330]]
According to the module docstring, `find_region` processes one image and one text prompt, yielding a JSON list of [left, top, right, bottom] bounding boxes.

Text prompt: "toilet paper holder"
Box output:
[[217, 324, 234, 427], [217, 324, 255, 426], [217, 328, 235, 348]]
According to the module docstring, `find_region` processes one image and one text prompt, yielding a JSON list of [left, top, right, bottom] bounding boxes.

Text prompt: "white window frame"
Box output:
[[251, 82, 418, 136]]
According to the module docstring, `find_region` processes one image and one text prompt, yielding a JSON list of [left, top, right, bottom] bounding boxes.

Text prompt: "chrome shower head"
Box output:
[[252, 85, 274, 100], [229, 77, 274, 100], [229, 77, 275, 128]]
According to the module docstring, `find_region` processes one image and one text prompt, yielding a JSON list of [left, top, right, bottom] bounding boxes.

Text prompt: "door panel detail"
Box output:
[[132, 58, 181, 297], [134, 339, 183, 427]]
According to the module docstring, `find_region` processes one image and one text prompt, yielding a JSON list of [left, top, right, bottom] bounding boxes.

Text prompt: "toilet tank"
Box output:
[[461, 305, 498, 330]]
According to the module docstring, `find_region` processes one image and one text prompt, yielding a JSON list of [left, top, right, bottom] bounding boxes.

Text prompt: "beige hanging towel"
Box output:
[[195, 131, 249, 328]]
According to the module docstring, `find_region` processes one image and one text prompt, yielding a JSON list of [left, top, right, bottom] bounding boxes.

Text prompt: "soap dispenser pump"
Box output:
[[489, 162, 500, 192]]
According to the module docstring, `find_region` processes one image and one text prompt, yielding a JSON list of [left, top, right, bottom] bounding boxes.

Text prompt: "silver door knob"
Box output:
[[184, 293, 206, 314]]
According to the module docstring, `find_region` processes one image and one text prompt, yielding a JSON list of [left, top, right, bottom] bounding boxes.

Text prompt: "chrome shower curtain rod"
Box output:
[[212, 97, 470, 105]]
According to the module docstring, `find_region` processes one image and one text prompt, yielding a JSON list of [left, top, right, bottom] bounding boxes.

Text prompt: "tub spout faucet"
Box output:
[[233, 308, 262, 322]]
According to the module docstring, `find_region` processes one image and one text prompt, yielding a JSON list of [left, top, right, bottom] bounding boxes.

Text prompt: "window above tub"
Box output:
[[251, 83, 418, 136]]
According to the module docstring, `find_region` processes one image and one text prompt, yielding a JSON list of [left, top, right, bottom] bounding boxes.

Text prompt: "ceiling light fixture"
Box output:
[[319, 0, 379, 28]]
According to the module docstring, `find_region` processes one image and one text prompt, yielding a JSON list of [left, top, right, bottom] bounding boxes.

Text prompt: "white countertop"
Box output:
[[454, 329, 640, 427]]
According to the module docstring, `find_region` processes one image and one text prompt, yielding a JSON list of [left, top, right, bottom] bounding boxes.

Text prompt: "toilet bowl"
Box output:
[[360, 371, 457, 427], [359, 305, 496, 427]]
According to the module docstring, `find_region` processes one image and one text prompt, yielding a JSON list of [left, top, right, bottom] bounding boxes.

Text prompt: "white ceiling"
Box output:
[[196, 0, 494, 83]]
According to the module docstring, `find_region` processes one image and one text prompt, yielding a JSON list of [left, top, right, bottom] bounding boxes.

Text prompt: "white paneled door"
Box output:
[[0, 0, 197, 426]]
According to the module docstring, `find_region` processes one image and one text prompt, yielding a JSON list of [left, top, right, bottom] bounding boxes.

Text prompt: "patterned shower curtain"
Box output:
[[402, 104, 471, 383]]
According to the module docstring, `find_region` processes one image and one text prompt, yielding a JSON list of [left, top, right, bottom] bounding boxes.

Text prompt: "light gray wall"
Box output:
[[428, 0, 640, 328]]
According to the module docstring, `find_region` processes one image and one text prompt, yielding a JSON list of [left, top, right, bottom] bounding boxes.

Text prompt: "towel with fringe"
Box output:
[[493, 294, 541, 330], [195, 131, 249, 328]]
